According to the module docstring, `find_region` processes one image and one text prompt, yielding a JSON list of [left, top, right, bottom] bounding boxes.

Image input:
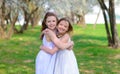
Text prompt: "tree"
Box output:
[[47, 0, 99, 26], [98, 0, 120, 48], [0, 0, 19, 39], [19, 0, 39, 33]]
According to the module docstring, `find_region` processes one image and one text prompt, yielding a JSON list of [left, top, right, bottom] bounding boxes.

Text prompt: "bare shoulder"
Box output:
[[60, 33, 70, 43], [63, 33, 70, 38]]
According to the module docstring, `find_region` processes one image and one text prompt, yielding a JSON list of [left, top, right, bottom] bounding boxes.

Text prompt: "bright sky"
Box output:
[[85, 5, 120, 24]]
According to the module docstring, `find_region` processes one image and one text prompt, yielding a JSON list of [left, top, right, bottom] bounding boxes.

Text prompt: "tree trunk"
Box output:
[[98, 0, 120, 48], [19, 9, 29, 33], [98, 0, 113, 46], [70, 10, 74, 24], [7, 13, 18, 39], [0, 0, 7, 39], [109, 0, 120, 48], [102, 9, 112, 46], [19, 7, 38, 33], [77, 14, 86, 27], [93, 9, 101, 28], [31, 9, 40, 27]]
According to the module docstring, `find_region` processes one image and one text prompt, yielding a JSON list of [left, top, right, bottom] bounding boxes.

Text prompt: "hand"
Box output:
[[43, 29, 56, 38], [68, 45, 73, 50], [67, 41, 74, 50], [40, 45, 48, 51], [42, 29, 49, 34], [40, 45, 44, 50], [70, 41, 74, 46]]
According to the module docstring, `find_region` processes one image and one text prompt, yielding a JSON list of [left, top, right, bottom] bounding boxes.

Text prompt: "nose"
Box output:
[[61, 25, 65, 29], [51, 21, 54, 24]]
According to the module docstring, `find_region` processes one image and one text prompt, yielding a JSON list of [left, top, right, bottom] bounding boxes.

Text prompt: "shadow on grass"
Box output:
[[72, 34, 107, 48]]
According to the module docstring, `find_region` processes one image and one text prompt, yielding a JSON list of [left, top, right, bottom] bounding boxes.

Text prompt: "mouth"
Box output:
[[50, 25, 55, 27], [59, 28, 64, 32]]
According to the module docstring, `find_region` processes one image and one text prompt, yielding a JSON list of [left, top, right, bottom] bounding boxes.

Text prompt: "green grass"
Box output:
[[0, 24, 120, 74]]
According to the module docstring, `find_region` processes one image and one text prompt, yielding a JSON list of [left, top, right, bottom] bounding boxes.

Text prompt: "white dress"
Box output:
[[54, 39, 80, 74], [35, 35, 57, 74]]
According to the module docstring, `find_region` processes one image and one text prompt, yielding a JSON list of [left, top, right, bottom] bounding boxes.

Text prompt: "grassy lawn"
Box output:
[[0, 24, 120, 74]]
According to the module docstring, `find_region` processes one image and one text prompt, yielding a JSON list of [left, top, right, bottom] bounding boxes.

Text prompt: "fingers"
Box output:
[[40, 45, 44, 49], [67, 45, 73, 50], [70, 41, 74, 46], [42, 28, 50, 34], [70, 45, 73, 49]]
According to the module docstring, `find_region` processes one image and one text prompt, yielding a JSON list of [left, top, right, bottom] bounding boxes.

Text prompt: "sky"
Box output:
[[85, 4, 120, 24]]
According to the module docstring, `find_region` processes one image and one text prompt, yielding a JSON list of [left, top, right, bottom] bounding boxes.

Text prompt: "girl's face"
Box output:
[[46, 16, 57, 30], [57, 20, 69, 34]]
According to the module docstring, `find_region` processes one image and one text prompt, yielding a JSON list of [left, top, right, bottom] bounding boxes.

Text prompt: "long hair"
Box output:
[[57, 18, 73, 34], [40, 12, 58, 39]]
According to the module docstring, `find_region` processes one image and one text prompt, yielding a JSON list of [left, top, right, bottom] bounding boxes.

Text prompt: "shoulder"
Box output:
[[60, 33, 70, 43], [63, 33, 70, 39]]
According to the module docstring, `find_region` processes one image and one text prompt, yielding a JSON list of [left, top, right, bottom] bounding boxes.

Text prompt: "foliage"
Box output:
[[0, 25, 120, 74]]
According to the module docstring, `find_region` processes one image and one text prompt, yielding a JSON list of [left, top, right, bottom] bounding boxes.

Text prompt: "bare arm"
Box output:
[[44, 29, 73, 49], [40, 45, 58, 55]]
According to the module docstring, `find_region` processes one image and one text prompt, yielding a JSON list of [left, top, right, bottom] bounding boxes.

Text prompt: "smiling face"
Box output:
[[57, 20, 69, 34], [45, 16, 57, 31]]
